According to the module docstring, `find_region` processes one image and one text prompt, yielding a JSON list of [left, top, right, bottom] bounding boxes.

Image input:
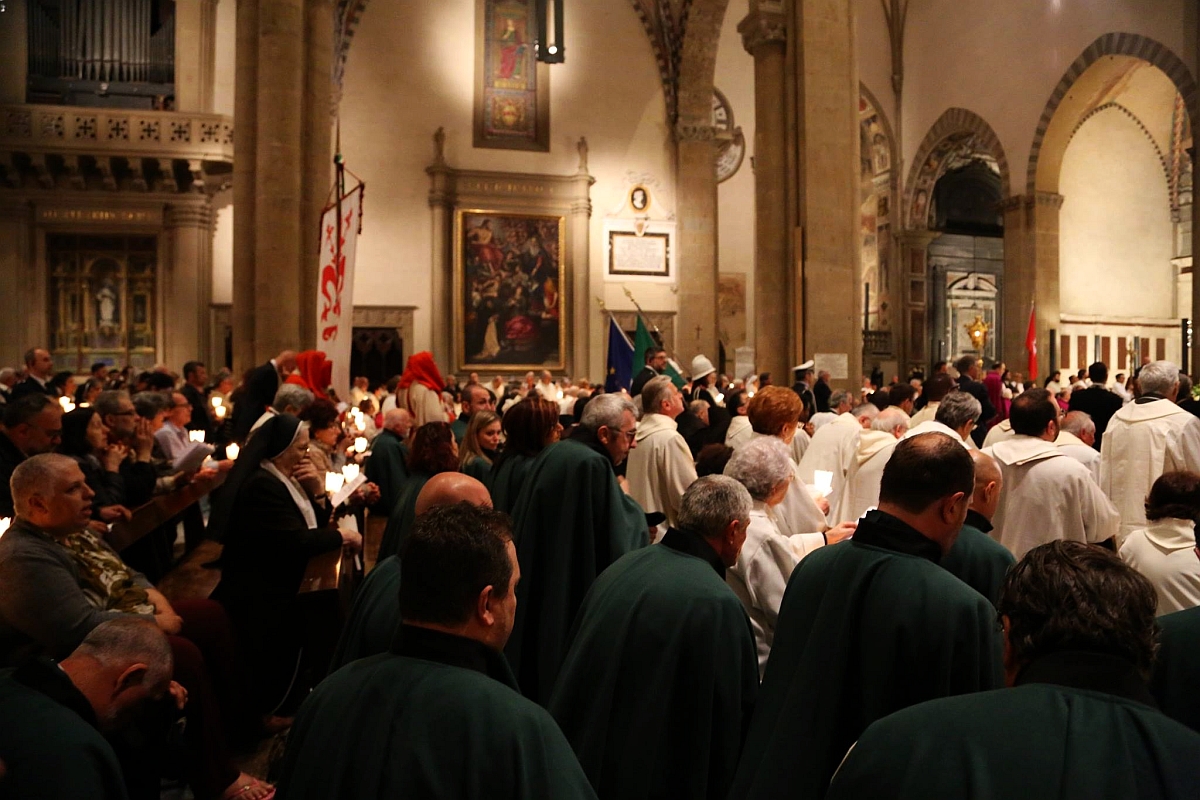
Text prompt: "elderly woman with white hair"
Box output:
[[725, 437, 857, 676]]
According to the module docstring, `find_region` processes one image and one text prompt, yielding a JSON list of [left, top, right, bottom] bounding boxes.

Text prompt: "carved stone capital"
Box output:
[[738, 5, 786, 55], [1034, 191, 1065, 209], [165, 202, 214, 230], [674, 121, 718, 143]]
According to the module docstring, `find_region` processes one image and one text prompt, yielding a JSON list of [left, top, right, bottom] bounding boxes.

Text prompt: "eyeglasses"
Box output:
[[619, 428, 636, 442], [111, 410, 135, 417]]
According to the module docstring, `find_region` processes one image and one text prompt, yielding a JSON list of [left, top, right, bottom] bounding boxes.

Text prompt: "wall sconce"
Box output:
[[535, 0, 564, 63]]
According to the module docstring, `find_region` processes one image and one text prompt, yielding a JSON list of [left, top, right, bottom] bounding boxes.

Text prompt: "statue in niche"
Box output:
[[96, 280, 119, 330]]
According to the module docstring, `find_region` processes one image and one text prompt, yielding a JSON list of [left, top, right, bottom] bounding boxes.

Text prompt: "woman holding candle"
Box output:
[[57, 406, 134, 523]]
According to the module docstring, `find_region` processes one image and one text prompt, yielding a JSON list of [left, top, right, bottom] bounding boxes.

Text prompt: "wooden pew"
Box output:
[[109, 473, 226, 553]]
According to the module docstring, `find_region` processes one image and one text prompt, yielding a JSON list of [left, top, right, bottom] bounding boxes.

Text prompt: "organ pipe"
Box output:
[[28, 0, 171, 86]]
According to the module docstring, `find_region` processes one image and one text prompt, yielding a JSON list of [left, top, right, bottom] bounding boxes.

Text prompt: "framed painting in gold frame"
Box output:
[[454, 209, 567, 372]]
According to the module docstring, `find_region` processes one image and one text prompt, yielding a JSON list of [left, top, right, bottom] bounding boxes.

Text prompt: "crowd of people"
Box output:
[[2, 340, 1200, 799]]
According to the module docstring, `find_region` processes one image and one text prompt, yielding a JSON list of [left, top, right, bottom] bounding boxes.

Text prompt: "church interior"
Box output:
[[5, 2, 1200, 799]]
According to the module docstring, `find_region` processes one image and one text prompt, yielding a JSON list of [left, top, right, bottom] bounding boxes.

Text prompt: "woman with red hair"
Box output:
[[394, 352, 449, 427]]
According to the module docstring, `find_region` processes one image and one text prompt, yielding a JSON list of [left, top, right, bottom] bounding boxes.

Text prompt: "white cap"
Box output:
[[793, 360, 814, 372], [691, 355, 716, 380]]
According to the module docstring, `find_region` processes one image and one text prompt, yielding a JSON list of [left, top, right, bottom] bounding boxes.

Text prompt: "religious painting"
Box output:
[[860, 91, 895, 333], [455, 210, 566, 371], [474, 0, 550, 151]]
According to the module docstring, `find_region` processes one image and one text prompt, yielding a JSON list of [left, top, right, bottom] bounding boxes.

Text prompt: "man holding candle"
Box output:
[[181, 361, 213, 438]]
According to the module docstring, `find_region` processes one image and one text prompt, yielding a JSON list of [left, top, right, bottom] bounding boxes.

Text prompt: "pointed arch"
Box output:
[[1027, 32, 1197, 195], [902, 108, 1010, 230]]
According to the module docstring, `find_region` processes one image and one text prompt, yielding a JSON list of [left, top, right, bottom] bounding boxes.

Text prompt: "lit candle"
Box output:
[[58, 396, 75, 413], [211, 396, 223, 408], [342, 463, 360, 483], [325, 472, 345, 495], [225, 443, 240, 460], [0, 518, 10, 539], [215, 404, 227, 419], [353, 437, 368, 454], [188, 430, 206, 443]]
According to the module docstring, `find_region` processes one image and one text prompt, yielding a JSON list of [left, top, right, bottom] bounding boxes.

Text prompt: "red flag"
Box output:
[[1025, 303, 1038, 381]]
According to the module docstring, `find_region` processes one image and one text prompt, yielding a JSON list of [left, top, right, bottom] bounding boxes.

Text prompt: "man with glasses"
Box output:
[[94, 390, 158, 508], [983, 388, 1118, 559], [0, 393, 64, 517], [550, 476, 759, 800], [506, 393, 650, 705]]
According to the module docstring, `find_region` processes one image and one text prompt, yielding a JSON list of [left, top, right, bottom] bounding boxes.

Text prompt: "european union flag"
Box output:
[[604, 315, 634, 393]]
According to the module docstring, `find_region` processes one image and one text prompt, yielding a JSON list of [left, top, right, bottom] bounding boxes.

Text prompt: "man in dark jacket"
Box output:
[[1068, 362, 1124, 450], [231, 350, 297, 441], [953, 355, 995, 446], [631, 348, 666, 398], [0, 393, 63, 517]]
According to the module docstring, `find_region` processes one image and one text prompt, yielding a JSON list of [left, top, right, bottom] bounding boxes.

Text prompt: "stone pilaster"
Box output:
[[233, 0, 333, 370], [790, 0, 862, 384], [674, 120, 720, 367], [175, 0, 219, 112], [164, 201, 215, 371], [1002, 192, 1062, 378], [426, 132, 453, 368], [740, 0, 789, 384], [1192, 147, 1200, 375], [0, 198, 35, 366]]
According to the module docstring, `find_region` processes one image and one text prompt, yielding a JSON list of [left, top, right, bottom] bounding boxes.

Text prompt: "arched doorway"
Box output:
[[1025, 34, 1196, 377], [901, 108, 1009, 374]]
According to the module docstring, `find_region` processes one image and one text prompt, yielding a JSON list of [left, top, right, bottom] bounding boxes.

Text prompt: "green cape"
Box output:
[[377, 472, 431, 561], [329, 555, 401, 670], [461, 455, 492, 487], [728, 515, 1003, 800], [939, 515, 1015, 605], [489, 453, 534, 514], [1152, 606, 1200, 733], [363, 430, 410, 518], [549, 535, 758, 800], [505, 438, 648, 705]]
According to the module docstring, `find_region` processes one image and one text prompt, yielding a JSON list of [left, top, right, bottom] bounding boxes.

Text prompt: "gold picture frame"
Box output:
[[454, 209, 567, 372]]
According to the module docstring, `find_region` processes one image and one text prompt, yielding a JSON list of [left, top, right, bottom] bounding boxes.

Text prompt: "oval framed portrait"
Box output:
[[629, 185, 651, 213]]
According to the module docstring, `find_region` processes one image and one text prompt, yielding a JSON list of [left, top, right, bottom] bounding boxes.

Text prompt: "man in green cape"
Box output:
[[1151, 545, 1200, 733], [363, 408, 411, 518], [331, 473, 492, 669], [278, 503, 596, 800], [549, 476, 758, 800], [827, 541, 1200, 798], [506, 393, 649, 705], [450, 383, 495, 444], [939, 449, 1015, 604], [728, 433, 1003, 800]]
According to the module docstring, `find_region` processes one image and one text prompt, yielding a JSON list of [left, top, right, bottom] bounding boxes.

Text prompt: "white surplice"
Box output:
[[833, 430, 900, 524], [727, 500, 816, 677], [797, 413, 861, 520], [746, 431, 829, 545], [725, 415, 753, 449], [1119, 518, 1200, 616], [985, 435, 1120, 559], [1054, 430, 1100, 483], [981, 418, 1014, 448], [1100, 399, 1200, 540], [902, 420, 971, 448], [626, 413, 697, 530], [907, 402, 939, 427]]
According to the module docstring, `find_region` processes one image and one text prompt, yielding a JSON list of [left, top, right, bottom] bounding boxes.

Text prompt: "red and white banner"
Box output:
[[316, 186, 362, 399], [1025, 302, 1038, 382]]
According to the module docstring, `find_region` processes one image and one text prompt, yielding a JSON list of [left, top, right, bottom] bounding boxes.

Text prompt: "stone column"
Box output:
[[175, 0, 218, 112], [1002, 192, 1062, 379], [1191, 146, 1200, 376], [0, 198, 34, 365], [675, 121, 720, 366], [233, 0, 332, 369], [0, 0, 27, 104], [568, 164, 595, 376], [790, 0, 862, 383], [232, 0, 259, 375], [740, 1, 789, 384], [896, 230, 938, 371], [164, 202, 215, 370]]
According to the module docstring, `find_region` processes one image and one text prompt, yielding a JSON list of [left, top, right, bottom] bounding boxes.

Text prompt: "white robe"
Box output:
[[1119, 519, 1200, 616], [981, 418, 1014, 448], [791, 427, 811, 463], [725, 416, 753, 449], [746, 431, 830, 542], [534, 381, 560, 403], [1100, 399, 1200, 540], [908, 402, 939, 427], [902, 420, 971, 448], [984, 435, 1120, 559], [834, 430, 900, 524], [727, 500, 818, 677], [626, 413, 697, 530], [1054, 430, 1100, 483], [797, 413, 861, 518]]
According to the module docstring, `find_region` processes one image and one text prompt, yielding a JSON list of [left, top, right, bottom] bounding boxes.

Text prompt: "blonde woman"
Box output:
[[459, 409, 502, 486]]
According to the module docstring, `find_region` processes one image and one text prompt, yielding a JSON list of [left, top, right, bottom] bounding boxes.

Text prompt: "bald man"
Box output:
[[364, 408, 415, 518], [332, 474, 492, 668], [939, 450, 1015, 605]]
